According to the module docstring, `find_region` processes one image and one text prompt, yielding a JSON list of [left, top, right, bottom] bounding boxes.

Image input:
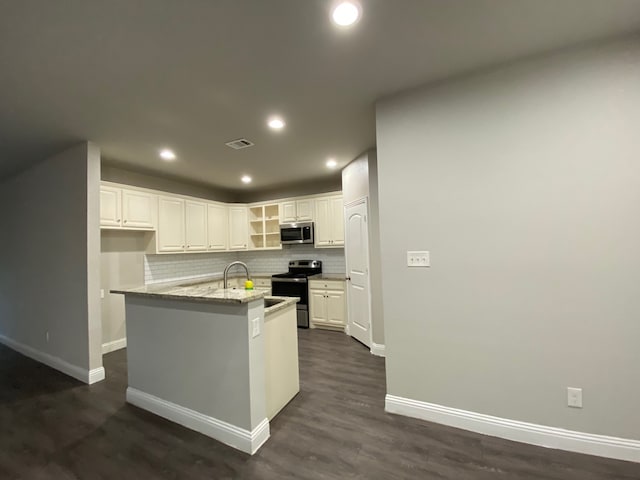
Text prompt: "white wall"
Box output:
[[376, 36, 640, 440], [0, 142, 103, 383], [100, 231, 147, 351]]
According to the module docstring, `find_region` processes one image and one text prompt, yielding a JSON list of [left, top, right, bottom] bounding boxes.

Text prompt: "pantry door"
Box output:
[[345, 198, 371, 348]]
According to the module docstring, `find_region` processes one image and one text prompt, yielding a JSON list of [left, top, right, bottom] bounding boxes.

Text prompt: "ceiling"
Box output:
[[1, 0, 640, 195]]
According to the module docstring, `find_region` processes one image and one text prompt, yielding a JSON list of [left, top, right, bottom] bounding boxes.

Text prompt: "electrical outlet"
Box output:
[[407, 251, 430, 267], [100, 289, 105, 299], [252, 317, 260, 338], [567, 387, 583, 408]]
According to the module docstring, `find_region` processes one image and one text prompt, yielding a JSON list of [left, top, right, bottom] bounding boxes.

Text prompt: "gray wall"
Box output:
[[342, 150, 385, 345], [101, 163, 239, 203], [376, 36, 640, 439], [0, 142, 102, 374]]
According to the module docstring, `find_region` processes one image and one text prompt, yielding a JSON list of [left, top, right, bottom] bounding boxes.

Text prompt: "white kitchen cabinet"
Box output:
[[158, 196, 186, 252], [101, 185, 155, 230], [100, 186, 122, 227], [122, 189, 155, 229], [185, 200, 207, 251], [248, 203, 281, 250], [280, 199, 313, 223], [308, 279, 347, 330], [314, 195, 344, 247], [228, 206, 248, 250], [207, 203, 228, 251]]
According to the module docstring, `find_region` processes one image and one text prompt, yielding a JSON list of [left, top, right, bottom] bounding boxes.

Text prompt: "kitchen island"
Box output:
[[112, 280, 299, 455]]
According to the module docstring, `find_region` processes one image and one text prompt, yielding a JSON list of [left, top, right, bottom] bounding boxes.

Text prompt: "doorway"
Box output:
[[345, 198, 372, 348]]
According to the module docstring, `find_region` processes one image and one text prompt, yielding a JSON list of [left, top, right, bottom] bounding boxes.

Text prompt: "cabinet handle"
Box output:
[[117, 219, 121, 223], [124, 220, 127, 224]]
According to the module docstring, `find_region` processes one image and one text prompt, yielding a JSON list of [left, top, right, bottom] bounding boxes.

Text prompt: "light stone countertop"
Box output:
[[308, 273, 348, 281], [264, 296, 300, 317], [111, 281, 268, 304]]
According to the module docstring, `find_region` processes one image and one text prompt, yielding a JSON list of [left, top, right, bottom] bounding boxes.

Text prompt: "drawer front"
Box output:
[[308, 280, 344, 291]]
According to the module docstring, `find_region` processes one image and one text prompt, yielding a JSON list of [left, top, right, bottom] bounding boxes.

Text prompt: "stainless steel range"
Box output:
[[271, 260, 322, 328]]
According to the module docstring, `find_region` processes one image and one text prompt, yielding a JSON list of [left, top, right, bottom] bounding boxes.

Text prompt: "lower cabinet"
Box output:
[[308, 280, 346, 330]]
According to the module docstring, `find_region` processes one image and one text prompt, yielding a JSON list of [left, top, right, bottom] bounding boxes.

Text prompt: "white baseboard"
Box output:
[[370, 342, 386, 357], [0, 334, 104, 385], [89, 367, 106, 384], [102, 337, 127, 354], [127, 387, 270, 454], [385, 394, 640, 464]]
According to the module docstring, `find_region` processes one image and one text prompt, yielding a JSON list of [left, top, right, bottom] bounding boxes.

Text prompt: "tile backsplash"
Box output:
[[144, 245, 345, 284], [240, 245, 346, 275]]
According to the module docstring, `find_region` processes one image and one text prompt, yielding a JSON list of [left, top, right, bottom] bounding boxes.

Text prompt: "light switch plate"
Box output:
[[252, 317, 260, 338], [407, 251, 430, 267], [100, 289, 105, 299], [567, 387, 583, 408]]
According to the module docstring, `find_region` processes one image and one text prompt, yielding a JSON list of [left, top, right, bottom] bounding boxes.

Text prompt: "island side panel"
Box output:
[[264, 304, 300, 420], [125, 295, 253, 430]]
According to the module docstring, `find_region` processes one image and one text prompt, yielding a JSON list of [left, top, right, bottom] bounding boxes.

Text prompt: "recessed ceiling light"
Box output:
[[159, 149, 176, 161], [241, 175, 252, 184], [267, 117, 285, 130], [326, 158, 338, 169], [331, 1, 361, 27]]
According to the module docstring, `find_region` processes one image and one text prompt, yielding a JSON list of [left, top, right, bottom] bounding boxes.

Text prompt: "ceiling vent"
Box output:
[[225, 138, 255, 150]]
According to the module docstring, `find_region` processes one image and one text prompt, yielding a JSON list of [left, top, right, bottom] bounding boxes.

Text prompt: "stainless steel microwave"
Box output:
[[280, 222, 314, 245]]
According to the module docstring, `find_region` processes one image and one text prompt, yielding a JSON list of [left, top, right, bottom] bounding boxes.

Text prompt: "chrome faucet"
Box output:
[[223, 261, 251, 289]]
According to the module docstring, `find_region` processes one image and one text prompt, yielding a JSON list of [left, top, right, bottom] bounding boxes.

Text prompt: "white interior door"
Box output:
[[345, 199, 371, 348]]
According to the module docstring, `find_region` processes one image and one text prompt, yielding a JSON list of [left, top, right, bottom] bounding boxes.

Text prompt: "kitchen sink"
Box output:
[[264, 297, 286, 308]]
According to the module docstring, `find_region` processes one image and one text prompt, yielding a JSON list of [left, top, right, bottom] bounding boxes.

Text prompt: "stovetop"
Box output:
[[272, 259, 322, 279], [272, 272, 309, 279]]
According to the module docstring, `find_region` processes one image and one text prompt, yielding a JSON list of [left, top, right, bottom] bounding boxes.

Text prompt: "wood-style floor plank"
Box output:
[[1, 329, 639, 479]]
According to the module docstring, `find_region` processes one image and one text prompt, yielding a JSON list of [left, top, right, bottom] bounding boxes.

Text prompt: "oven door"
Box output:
[[271, 278, 308, 305]]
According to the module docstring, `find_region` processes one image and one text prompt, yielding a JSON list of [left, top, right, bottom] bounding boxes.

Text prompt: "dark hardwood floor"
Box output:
[[1, 329, 639, 479]]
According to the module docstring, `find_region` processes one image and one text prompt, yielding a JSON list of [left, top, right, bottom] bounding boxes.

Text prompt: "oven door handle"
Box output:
[[271, 278, 308, 283]]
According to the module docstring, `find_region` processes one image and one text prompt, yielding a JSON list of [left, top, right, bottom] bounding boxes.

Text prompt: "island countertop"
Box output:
[[111, 281, 268, 304]]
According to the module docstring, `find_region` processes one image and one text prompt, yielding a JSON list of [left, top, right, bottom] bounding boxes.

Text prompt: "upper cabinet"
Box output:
[[228, 206, 248, 250], [101, 181, 344, 254], [122, 190, 155, 229], [157, 196, 186, 252], [207, 203, 228, 251], [100, 185, 155, 230], [280, 199, 313, 223], [100, 186, 122, 227], [185, 200, 207, 252], [248, 203, 281, 250], [315, 195, 344, 248]]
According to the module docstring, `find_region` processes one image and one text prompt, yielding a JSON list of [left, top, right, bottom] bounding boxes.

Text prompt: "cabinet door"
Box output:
[[296, 199, 313, 221], [228, 206, 248, 250], [309, 290, 328, 324], [122, 189, 155, 229], [281, 201, 297, 223], [314, 197, 331, 246], [207, 204, 228, 251], [329, 196, 345, 246], [185, 200, 207, 251], [158, 196, 185, 252], [326, 290, 346, 325], [100, 186, 121, 227]]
